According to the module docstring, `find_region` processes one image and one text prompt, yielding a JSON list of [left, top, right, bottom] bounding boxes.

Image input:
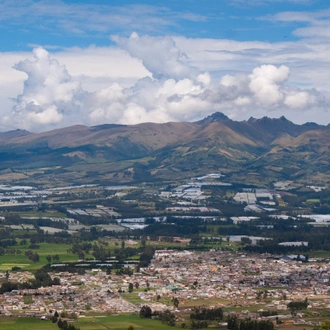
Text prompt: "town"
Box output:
[[1, 249, 330, 328], [1, 173, 330, 329]]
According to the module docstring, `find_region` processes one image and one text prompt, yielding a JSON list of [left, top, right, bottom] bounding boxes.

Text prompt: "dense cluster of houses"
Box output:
[[1, 249, 330, 326]]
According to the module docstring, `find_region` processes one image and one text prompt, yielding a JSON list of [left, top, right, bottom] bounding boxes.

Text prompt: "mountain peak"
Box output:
[[248, 115, 292, 125], [195, 112, 229, 125], [0, 129, 32, 140]]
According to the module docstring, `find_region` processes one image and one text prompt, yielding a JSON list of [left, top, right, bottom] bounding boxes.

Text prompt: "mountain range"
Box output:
[[0, 113, 329, 187]]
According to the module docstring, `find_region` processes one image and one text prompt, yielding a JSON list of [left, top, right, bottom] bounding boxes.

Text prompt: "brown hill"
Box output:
[[0, 113, 329, 186]]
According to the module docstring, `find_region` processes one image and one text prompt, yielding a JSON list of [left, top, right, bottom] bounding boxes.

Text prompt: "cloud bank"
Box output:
[[2, 33, 328, 132]]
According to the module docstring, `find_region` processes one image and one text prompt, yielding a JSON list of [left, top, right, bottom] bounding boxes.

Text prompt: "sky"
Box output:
[[0, 0, 329, 132]]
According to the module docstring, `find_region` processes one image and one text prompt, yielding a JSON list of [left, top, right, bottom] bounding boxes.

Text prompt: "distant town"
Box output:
[[1, 173, 330, 329]]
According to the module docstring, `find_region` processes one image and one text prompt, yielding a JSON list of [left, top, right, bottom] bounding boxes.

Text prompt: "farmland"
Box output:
[[0, 315, 176, 330]]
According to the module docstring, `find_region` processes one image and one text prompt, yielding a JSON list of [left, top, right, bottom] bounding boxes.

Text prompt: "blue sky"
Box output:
[[0, 0, 322, 50], [0, 0, 329, 131]]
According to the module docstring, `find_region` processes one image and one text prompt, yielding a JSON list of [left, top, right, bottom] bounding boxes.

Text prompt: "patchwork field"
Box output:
[[0, 315, 176, 330], [0, 242, 79, 271]]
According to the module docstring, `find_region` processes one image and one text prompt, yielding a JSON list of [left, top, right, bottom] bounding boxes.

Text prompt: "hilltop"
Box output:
[[0, 113, 329, 186]]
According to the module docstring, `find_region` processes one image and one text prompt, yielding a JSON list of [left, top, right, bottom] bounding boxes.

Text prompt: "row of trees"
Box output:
[[25, 250, 40, 263], [0, 269, 60, 293], [51, 311, 80, 330], [190, 306, 223, 321], [139, 305, 176, 327], [140, 305, 224, 328], [228, 316, 274, 330]]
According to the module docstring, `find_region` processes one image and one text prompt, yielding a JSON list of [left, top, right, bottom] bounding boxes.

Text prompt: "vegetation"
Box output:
[[0, 268, 60, 293], [227, 315, 274, 330], [190, 306, 223, 321]]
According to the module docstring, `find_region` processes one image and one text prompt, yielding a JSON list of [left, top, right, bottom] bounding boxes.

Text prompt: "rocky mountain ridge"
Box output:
[[0, 113, 329, 186]]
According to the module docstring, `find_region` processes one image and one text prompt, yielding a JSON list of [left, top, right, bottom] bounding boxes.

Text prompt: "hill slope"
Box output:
[[0, 113, 329, 186]]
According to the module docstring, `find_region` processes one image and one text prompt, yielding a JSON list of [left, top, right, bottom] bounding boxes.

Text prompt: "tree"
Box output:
[[78, 251, 85, 260], [159, 309, 176, 326], [141, 238, 146, 248], [128, 282, 134, 293], [320, 320, 330, 330], [46, 255, 52, 264], [139, 305, 152, 318], [32, 252, 39, 263], [241, 237, 252, 245], [227, 315, 239, 330], [287, 298, 308, 316], [53, 254, 60, 262], [25, 250, 40, 263], [190, 307, 223, 321], [173, 297, 179, 308]]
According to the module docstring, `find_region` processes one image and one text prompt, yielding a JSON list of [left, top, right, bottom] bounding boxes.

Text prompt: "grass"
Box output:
[[254, 286, 285, 291], [76, 314, 176, 330], [15, 211, 67, 217], [0, 263, 30, 270], [121, 293, 144, 305], [0, 317, 57, 330], [308, 250, 330, 258], [0, 242, 78, 271], [179, 297, 230, 308], [223, 303, 268, 313], [305, 199, 320, 204], [122, 292, 172, 307], [23, 294, 34, 304], [0, 315, 182, 330]]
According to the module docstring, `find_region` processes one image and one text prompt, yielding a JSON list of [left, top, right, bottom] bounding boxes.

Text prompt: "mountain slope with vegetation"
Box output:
[[0, 113, 329, 186]]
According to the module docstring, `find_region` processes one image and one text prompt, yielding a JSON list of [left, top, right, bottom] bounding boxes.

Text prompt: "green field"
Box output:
[[76, 315, 176, 329], [0, 317, 57, 330], [308, 250, 330, 258], [14, 211, 68, 217], [0, 242, 79, 271], [306, 199, 321, 204], [0, 315, 177, 330]]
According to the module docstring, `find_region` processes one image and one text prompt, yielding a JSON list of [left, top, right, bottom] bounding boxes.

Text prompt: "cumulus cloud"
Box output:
[[217, 64, 325, 113], [3, 34, 328, 132], [111, 33, 194, 80], [249, 65, 289, 105], [4, 47, 82, 131]]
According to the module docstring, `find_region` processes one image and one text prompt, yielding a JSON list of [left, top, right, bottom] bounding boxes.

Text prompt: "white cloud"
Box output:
[[249, 64, 289, 105], [7, 47, 82, 131], [111, 33, 195, 80], [284, 91, 318, 109], [0, 1, 208, 37], [26, 105, 63, 125], [270, 8, 330, 40], [0, 32, 329, 132], [14, 47, 80, 106]]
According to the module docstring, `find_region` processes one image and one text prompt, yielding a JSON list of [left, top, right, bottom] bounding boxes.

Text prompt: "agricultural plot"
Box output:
[[0, 317, 57, 330], [0, 315, 176, 330], [0, 242, 79, 271], [76, 315, 175, 330]]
